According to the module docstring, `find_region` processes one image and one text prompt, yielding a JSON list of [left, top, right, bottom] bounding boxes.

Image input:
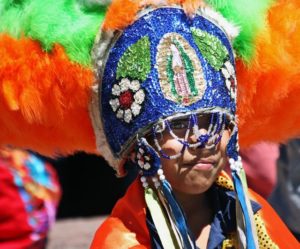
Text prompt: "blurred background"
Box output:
[[44, 152, 137, 249]]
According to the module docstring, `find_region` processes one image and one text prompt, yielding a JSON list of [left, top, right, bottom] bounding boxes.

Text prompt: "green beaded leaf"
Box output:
[[191, 28, 228, 71], [116, 36, 151, 81]]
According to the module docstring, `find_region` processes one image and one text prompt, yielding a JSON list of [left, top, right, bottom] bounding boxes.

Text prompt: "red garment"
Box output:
[[0, 149, 61, 249], [90, 177, 300, 249], [0, 163, 33, 249]]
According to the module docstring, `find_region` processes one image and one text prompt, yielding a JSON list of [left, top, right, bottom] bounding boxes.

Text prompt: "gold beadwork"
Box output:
[[222, 233, 238, 249], [215, 174, 234, 190], [254, 212, 279, 249]]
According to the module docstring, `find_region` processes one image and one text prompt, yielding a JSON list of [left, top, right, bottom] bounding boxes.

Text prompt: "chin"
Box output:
[[174, 178, 214, 195]]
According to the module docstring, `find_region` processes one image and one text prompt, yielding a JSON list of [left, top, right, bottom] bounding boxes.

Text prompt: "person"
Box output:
[[269, 139, 300, 241], [88, 1, 299, 248], [0, 147, 61, 249], [1, 0, 300, 248]]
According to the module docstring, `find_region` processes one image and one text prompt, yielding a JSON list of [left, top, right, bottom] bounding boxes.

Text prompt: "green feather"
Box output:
[[0, 0, 106, 66], [206, 0, 274, 62]]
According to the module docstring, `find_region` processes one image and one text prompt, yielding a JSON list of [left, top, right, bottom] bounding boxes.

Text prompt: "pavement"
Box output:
[[47, 216, 106, 249]]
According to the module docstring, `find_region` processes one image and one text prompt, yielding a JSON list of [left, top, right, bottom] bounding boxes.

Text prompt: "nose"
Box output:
[[188, 128, 208, 144]]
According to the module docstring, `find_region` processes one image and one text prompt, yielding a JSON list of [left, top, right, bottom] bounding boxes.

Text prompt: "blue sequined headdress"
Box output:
[[91, 5, 259, 249]]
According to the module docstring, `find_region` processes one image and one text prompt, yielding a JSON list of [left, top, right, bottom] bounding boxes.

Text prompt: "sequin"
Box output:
[[116, 36, 151, 81], [191, 27, 229, 71], [156, 33, 206, 106]]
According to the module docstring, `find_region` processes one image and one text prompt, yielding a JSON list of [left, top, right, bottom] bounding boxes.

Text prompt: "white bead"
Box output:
[[157, 169, 164, 175], [134, 89, 145, 104], [131, 102, 141, 116], [120, 78, 130, 92], [229, 158, 235, 165], [144, 163, 151, 170], [140, 176, 146, 182], [116, 109, 124, 119], [152, 177, 158, 182], [124, 109, 133, 123], [109, 98, 120, 112], [129, 80, 140, 92], [142, 182, 149, 188], [112, 84, 121, 96], [159, 175, 165, 181]]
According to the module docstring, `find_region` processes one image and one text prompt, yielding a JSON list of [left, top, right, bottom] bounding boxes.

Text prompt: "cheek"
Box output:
[[220, 130, 230, 157]]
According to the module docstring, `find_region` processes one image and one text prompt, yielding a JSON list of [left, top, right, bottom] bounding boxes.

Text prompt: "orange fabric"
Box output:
[[249, 189, 300, 249], [90, 180, 150, 249], [91, 178, 300, 248], [0, 34, 96, 156]]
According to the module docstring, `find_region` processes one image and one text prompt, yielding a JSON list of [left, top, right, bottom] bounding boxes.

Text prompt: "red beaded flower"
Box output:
[[109, 78, 145, 123]]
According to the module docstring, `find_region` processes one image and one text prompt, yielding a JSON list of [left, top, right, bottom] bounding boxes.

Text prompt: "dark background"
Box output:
[[42, 152, 137, 218]]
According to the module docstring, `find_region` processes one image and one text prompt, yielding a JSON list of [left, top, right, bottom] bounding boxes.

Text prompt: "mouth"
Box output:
[[183, 158, 217, 171]]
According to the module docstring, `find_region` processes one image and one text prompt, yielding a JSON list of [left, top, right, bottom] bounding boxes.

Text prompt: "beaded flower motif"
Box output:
[[109, 78, 145, 123], [136, 147, 152, 171], [135, 139, 161, 176], [221, 61, 237, 100]]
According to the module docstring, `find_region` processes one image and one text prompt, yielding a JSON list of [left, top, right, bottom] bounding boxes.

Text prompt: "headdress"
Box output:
[[1, 0, 300, 248]]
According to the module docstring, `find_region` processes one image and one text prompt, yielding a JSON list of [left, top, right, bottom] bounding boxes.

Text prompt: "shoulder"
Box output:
[[90, 179, 151, 249]]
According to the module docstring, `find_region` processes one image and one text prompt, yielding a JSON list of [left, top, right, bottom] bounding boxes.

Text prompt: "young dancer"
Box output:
[[1, 0, 300, 248], [89, 2, 299, 248]]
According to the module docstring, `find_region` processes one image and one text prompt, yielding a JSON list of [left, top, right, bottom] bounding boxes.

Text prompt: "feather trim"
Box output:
[[90, 30, 127, 176], [197, 6, 239, 42]]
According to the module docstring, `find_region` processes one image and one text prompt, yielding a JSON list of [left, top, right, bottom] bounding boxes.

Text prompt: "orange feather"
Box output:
[[102, 0, 203, 31], [237, 0, 300, 147], [0, 34, 97, 156]]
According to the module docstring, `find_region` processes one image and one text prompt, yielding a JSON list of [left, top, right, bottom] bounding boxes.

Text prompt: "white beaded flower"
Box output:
[[109, 78, 145, 123], [136, 148, 152, 171], [221, 61, 237, 100]]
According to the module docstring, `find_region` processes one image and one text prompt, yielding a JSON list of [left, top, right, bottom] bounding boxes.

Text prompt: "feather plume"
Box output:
[[0, 34, 96, 156]]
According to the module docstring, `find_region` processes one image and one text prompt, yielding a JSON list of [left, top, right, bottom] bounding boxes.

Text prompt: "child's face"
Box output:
[[153, 115, 230, 195]]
